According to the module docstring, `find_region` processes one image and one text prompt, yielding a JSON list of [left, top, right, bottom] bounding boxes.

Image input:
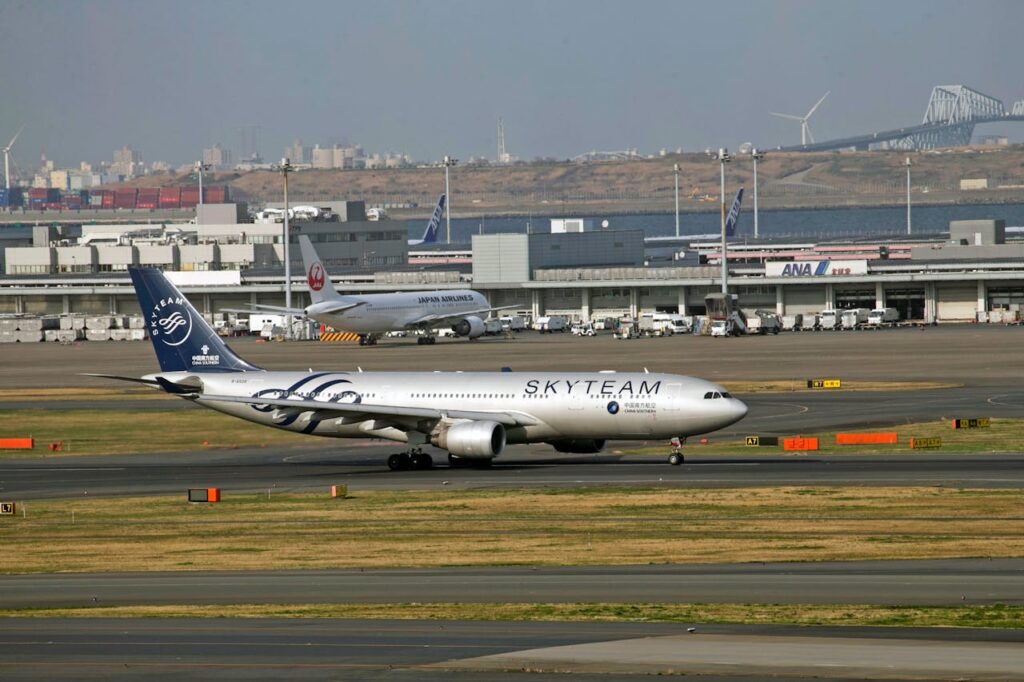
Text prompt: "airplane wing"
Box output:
[[404, 304, 519, 329], [190, 393, 539, 427], [220, 304, 307, 316]]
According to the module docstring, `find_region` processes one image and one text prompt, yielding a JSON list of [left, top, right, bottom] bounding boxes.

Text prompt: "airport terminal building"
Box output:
[[1, 212, 1023, 325]]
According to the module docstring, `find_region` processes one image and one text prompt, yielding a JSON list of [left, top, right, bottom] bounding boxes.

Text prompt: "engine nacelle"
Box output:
[[453, 315, 485, 338], [432, 420, 505, 458], [548, 439, 607, 454]]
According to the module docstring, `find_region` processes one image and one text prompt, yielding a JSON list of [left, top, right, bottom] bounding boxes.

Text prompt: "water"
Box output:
[[405, 202, 1024, 244]]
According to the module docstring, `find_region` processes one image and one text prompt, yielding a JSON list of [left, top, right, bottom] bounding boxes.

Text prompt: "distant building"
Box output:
[[111, 145, 142, 177], [202, 144, 233, 170]]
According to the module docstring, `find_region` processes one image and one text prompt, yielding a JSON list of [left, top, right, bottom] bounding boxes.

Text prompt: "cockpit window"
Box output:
[[704, 391, 713, 399], [721, 392, 731, 398]]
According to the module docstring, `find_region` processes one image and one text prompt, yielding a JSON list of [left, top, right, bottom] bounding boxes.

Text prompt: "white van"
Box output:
[[533, 316, 567, 333], [867, 308, 899, 327]]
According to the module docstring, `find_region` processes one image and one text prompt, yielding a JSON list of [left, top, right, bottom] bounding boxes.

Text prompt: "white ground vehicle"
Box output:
[[614, 321, 640, 339], [248, 314, 287, 335], [533, 316, 567, 333], [781, 314, 802, 331], [841, 308, 870, 330], [499, 316, 528, 332], [867, 308, 899, 327], [819, 310, 839, 330], [747, 311, 782, 335], [484, 318, 504, 335], [572, 322, 596, 336], [640, 312, 690, 336], [800, 314, 819, 331], [710, 319, 734, 337], [593, 317, 618, 331]]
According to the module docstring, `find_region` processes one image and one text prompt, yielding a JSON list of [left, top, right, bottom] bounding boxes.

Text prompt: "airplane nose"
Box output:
[[728, 398, 748, 424]]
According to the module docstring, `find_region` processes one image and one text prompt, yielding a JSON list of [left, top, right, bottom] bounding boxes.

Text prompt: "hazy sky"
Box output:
[[1, 0, 1021, 167]]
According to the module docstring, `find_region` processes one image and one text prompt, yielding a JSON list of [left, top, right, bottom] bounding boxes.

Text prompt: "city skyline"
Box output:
[[1, 0, 1022, 169]]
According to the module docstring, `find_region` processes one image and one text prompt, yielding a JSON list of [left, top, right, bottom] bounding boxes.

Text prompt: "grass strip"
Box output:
[[1, 406, 1018, 458], [628, 417, 1024, 456], [0, 602, 1020, 629], [3, 488, 1022, 573]]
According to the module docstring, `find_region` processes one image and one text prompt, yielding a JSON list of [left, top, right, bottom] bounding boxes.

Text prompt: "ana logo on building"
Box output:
[[150, 297, 193, 347], [308, 262, 325, 292]]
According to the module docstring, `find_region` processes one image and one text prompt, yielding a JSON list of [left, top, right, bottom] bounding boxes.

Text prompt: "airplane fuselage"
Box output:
[[311, 290, 489, 333], [151, 370, 746, 448]]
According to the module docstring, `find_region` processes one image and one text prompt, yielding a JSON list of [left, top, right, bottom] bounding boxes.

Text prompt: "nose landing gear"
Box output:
[[387, 448, 433, 470], [667, 436, 685, 466]]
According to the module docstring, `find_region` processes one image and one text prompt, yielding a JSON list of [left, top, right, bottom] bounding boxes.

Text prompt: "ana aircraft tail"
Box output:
[[411, 194, 445, 245], [725, 188, 744, 238], [129, 267, 261, 374], [298, 235, 340, 305]]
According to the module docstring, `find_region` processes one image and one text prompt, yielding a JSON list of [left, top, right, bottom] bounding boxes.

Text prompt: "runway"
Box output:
[[1, 559, 1021, 609], [1, 619, 1021, 681], [3, 448, 1023, 499]]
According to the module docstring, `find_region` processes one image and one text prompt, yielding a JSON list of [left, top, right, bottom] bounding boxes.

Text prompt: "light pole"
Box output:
[[442, 155, 457, 243], [751, 149, 765, 239], [711, 148, 732, 294], [275, 157, 295, 339], [905, 156, 912, 236], [673, 163, 680, 237], [196, 161, 211, 209]]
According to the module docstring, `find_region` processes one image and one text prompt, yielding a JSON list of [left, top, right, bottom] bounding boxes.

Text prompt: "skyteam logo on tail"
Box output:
[[149, 297, 193, 347], [308, 261, 325, 292]]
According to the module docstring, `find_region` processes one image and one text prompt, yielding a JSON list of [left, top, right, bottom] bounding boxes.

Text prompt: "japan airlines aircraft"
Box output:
[[227, 232, 507, 346], [100, 268, 747, 469]]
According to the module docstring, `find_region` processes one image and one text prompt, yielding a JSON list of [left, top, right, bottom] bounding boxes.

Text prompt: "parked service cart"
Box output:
[[840, 308, 870, 330], [781, 314, 803, 332], [819, 310, 839, 330]]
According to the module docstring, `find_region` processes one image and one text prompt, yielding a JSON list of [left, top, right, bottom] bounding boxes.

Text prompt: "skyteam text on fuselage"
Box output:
[[96, 267, 747, 469]]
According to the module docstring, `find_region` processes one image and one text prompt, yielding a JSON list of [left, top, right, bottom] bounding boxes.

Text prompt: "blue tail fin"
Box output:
[[420, 194, 445, 244], [129, 267, 261, 373], [725, 187, 744, 238]]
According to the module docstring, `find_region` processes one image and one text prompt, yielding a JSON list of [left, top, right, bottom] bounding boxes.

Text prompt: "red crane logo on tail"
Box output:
[[308, 262, 325, 291]]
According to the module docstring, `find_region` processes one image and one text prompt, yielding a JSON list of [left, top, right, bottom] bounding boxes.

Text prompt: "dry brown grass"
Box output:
[[719, 380, 958, 393], [2, 487, 1021, 574], [3, 602, 1020, 629], [0, 387, 172, 402]]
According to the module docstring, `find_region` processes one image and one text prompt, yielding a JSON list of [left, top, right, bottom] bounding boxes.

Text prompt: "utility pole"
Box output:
[[277, 158, 295, 339], [443, 155, 457, 243], [673, 163, 680, 237], [196, 161, 211, 209], [751, 149, 764, 239], [712, 148, 732, 294], [905, 156, 912, 235]]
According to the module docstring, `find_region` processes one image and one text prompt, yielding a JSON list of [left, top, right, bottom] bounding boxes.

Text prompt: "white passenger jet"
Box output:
[[228, 230, 507, 346], [100, 268, 747, 469]]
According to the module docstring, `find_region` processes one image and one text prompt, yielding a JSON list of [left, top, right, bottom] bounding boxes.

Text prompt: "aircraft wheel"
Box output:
[[412, 453, 433, 469], [417, 337, 425, 345], [388, 453, 410, 471], [668, 453, 684, 466], [358, 336, 366, 346]]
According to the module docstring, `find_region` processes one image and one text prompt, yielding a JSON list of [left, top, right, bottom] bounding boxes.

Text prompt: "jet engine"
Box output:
[[432, 420, 505, 458], [548, 439, 607, 454], [453, 316, 485, 338]]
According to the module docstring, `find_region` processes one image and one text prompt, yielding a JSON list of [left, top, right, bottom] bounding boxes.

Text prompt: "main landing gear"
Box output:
[[667, 436, 685, 466], [417, 335, 437, 345], [358, 334, 379, 346], [387, 449, 433, 470]]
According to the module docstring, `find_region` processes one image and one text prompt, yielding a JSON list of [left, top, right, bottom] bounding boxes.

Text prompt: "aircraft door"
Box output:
[[660, 383, 682, 412]]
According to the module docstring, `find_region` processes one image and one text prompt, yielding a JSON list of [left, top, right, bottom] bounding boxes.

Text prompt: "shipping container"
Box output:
[[204, 186, 228, 203], [0, 189, 7, 207], [101, 194, 114, 209], [113, 188, 137, 209], [46, 201, 63, 210], [158, 187, 181, 208]]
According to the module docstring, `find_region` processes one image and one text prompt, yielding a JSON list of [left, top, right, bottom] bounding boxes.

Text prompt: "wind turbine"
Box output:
[[3, 125, 24, 191], [770, 92, 829, 146]]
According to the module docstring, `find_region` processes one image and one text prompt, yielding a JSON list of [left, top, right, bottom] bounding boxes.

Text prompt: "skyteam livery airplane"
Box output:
[[99, 268, 747, 469]]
